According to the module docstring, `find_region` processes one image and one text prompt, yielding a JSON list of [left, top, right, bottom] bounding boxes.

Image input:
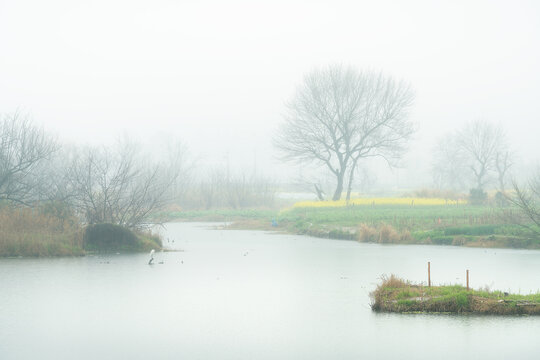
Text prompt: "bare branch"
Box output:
[[0, 112, 58, 204]]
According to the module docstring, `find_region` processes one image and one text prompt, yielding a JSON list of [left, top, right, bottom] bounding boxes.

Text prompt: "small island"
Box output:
[[371, 275, 540, 315]]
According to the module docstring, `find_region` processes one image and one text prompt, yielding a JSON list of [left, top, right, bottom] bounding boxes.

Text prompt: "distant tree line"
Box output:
[[180, 168, 276, 210], [431, 120, 512, 196], [0, 112, 276, 230]]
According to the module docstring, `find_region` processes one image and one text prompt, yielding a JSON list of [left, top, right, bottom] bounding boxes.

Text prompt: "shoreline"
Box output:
[[166, 215, 540, 251]]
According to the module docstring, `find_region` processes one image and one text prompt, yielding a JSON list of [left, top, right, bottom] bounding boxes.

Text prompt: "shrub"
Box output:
[[399, 230, 414, 243], [328, 229, 355, 240], [494, 191, 509, 207], [379, 224, 400, 243], [83, 223, 161, 252], [357, 224, 378, 242], [444, 225, 496, 236], [431, 236, 454, 245], [413, 188, 462, 200], [451, 236, 467, 246], [469, 188, 487, 205]]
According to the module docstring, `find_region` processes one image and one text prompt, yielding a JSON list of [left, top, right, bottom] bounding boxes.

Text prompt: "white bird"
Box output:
[[148, 249, 155, 265]]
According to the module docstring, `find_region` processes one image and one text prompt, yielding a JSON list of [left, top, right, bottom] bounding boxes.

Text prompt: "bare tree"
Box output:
[[432, 120, 512, 192], [219, 170, 276, 209], [185, 167, 276, 209], [198, 168, 224, 209], [431, 137, 469, 191], [507, 170, 540, 234], [292, 168, 336, 201], [314, 183, 325, 201], [274, 65, 414, 201], [30, 145, 78, 203], [345, 165, 374, 201], [162, 139, 195, 205], [0, 113, 58, 205], [67, 140, 185, 229], [458, 120, 506, 190], [495, 150, 513, 192]]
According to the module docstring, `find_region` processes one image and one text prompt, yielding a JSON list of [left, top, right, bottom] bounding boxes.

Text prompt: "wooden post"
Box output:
[[428, 261, 431, 287], [466, 269, 469, 291]]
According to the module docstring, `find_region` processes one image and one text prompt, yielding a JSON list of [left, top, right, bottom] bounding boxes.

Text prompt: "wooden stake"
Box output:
[[428, 261, 431, 287], [466, 269, 469, 291]]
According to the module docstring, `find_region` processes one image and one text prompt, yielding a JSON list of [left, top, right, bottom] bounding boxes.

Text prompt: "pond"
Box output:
[[1, 222, 539, 359]]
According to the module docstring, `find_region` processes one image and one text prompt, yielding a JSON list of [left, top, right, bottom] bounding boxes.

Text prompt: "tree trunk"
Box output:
[[332, 171, 345, 201], [346, 182, 353, 202], [477, 176, 485, 190], [346, 159, 359, 201], [314, 184, 325, 201]]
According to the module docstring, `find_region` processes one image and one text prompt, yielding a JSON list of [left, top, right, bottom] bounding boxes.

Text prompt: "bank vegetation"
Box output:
[[371, 275, 540, 315]]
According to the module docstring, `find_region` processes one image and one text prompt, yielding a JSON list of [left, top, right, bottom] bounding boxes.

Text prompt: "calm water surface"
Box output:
[[1, 222, 540, 359]]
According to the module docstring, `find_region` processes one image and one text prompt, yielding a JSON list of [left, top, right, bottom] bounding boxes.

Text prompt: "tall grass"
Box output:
[[0, 206, 84, 257]]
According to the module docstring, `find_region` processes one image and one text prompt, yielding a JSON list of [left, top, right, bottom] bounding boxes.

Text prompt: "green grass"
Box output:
[[160, 208, 277, 222], [371, 275, 540, 315], [278, 204, 502, 230], [277, 205, 539, 248]]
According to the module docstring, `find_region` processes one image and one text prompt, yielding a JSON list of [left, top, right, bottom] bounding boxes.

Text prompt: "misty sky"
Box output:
[[1, 0, 539, 189]]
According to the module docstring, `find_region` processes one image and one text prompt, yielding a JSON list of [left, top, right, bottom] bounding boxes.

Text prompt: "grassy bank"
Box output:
[[0, 207, 162, 257], [275, 203, 539, 248], [159, 199, 539, 249], [0, 206, 84, 257], [371, 275, 540, 315], [4, 199, 537, 255]]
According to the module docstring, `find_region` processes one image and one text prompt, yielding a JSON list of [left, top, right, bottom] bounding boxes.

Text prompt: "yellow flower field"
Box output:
[[292, 197, 465, 208]]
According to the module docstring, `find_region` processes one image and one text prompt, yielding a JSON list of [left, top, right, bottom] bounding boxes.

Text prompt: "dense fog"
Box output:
[[1, 0, 539, 193]]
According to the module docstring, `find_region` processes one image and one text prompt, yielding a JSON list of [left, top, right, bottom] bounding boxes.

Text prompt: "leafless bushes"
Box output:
[[0, 113, 191, 230], [182, 169, 276, 209], [413, 188, 462, 200], [507, 169, 540, 234], [432, 120, 512, 192], [66, 140, 184, 229], [1, 112, 276, 230], [0, 113, 58, 204]]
